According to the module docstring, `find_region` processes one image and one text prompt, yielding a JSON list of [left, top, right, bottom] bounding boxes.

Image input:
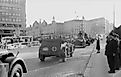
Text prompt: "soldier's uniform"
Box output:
[[114, 35, 120, 70], [119, 40, 121, 67], [105, 35, 118, 73], [96, 37, 100, 53]]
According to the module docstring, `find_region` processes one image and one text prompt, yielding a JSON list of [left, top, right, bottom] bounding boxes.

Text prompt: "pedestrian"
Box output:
[[114, 33, 120, 70], [119, 39, 121, 68], [96, 35, 100, 53], [105, 35, 118, 73]]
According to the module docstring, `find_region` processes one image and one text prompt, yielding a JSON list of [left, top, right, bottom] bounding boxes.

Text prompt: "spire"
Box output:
[[82, 16, 85, 20], [53, 16, 55, 21], [39, 19, 41, 24], [52, 16, 56, 24], [42, 20, 47, 26]]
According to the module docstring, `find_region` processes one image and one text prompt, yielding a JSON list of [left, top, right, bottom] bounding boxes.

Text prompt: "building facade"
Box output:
[[0, 0, 26, 39], [26, 17, 113, 38]]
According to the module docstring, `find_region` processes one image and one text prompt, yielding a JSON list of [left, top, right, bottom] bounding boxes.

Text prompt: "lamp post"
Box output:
[[81, 16, 85, 39]]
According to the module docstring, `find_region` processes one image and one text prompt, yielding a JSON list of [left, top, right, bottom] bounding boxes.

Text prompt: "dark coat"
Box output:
[[96, 38, 100, 50], [105, 39, 118, 56]]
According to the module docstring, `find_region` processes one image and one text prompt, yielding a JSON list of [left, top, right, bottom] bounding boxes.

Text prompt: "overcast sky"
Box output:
[[26, 0, 121, 27]]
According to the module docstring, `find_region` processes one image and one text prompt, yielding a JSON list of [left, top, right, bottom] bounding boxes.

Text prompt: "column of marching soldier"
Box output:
[[105, 32, 121, 73]]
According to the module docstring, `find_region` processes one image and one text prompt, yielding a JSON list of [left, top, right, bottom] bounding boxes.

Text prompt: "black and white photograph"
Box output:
[[0, 0, 121, 77]]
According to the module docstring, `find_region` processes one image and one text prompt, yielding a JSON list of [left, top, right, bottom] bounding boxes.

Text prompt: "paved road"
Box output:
[[8, 42, 97, 77]]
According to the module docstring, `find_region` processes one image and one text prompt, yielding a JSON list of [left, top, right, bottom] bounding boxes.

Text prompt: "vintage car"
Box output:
[[38, 38, 74, 62], [0, 49, 27, 77], [31, 41, 41, 47], [74, 38, 86, 48]]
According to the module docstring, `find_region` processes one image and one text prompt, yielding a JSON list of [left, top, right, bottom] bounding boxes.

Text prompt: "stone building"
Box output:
[[26, 17, 113, 38], [0, 0, 26, 39]]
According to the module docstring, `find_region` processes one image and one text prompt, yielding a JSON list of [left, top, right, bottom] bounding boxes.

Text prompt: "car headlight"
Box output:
[[42, 47, 48, 51]]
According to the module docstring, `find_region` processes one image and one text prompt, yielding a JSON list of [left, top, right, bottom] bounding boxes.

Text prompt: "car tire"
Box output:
[[70, 52, 73, 57], [9, 64, 23, 77], [62, 58, 66, 62], [39, 55, 45, 62]]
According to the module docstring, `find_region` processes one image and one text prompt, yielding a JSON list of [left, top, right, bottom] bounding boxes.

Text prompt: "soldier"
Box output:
[[119, 38, 121, 68], [114, 33, 120, 70], [96, 35, 100, 53], [105, 34, 118, 73]]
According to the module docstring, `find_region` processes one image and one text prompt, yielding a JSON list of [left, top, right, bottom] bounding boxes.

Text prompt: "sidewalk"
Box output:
[[66, 39, 121, 77], [66, 49, 121, 77], [88, 48, 121, 77]]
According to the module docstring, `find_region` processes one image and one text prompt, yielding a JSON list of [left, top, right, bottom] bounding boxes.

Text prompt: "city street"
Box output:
[[9, 42, 96, 77], [0, 0, 121, 77]]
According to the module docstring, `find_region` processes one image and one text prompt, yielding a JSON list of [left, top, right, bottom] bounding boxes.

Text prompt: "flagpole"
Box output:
[[113, 4, 115, 29]]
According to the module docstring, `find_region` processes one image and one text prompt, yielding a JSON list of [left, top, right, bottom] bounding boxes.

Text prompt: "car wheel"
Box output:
[[70, 52, 73, 57], [10, 64, 23, 77], [39, 55, 45, 62], [62, 58, 66, 62]]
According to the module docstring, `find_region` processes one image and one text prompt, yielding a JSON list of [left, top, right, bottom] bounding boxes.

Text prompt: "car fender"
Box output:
[[7, 57, 27, 73]]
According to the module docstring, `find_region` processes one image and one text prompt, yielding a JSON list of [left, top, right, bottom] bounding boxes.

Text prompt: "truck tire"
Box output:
[[10, 64, 23, 77]]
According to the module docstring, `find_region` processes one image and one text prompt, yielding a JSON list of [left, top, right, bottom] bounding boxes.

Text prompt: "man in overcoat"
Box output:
[[105, 35, 118, 73], [96, 35, 100, 53]]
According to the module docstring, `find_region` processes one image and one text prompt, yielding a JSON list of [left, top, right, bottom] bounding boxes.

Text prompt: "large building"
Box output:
[[26, 17, 113, 38], [0, 0, 26, 39]]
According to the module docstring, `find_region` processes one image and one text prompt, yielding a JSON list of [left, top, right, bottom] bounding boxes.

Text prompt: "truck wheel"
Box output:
[[39, 55, 45, 62], [10, 64, 23, 77]]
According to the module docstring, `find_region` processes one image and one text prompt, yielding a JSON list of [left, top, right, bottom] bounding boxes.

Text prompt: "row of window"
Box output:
[[0, 18, 22, 22], [0, 6, 21, 11], [0, 0, 23, 5], [0, 12, 21, 16]]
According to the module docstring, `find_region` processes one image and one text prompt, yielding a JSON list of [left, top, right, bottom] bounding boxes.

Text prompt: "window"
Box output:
[[8, 7, 11, 9], [5, 18, 8, 21], [16, 19, 18, 22], [2, 12, 5, 15], [2, 18, 5, 21], [5, 0, 8, 3], [10, 0, 13, 4], [13, 19, 15, 22], [16, 13, 18, 16], [6, 12, 8, 15], [6, 6, 8, 9], [13, 13, 15, 16], [8, 13, 11, 16], [19, 8, 21, 11], [18, 14, 20, 16], [8, 19, 12, 21], [19, 19, 21, 22], [15, 0, 18, 4]]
